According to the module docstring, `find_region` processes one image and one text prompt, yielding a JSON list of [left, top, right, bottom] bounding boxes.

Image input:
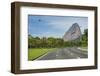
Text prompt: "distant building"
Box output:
[[63, 23, 82, 42]]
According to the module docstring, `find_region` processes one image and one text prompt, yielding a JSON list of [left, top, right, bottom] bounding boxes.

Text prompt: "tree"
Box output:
[[55, 38, 64, 47], [34, 37, 41, 48], [28, 29, 88, 48], [47, 37, 56, 47], [80, 29, 88, 47], [28, 34, 34, 48], [41, 37, 47, 47]]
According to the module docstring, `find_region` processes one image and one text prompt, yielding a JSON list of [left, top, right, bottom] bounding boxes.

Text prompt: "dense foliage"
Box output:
[[28, 29, 88, 48]]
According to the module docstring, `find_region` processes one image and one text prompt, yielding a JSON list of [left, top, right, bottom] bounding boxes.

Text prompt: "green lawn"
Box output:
[[28, 48, 56, 61], [79, 47, 88, 51], [81, 47, 88, 49]]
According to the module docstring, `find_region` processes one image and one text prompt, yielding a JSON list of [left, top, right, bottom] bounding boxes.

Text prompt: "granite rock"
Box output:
[[63, 23, 82, 41]]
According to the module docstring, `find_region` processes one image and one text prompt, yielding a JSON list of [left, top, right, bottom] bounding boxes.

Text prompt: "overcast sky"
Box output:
[[28, 15, 88, 38]]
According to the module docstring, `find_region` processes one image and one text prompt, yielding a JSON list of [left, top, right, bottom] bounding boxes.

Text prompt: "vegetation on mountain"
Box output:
[[28, 29, 88, 48]]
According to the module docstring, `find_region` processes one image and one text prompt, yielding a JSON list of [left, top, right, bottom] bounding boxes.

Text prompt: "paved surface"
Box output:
[[37, 47, 88, 60]]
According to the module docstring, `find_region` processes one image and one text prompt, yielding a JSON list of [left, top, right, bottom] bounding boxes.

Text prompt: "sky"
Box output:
[[28, 15, 88, 38]]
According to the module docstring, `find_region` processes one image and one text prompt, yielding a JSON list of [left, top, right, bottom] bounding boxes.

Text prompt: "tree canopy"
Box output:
[[28, 29, 88, 48]]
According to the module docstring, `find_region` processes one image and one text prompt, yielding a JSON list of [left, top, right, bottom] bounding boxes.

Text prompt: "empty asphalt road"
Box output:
[[37, 47, 88, 60]]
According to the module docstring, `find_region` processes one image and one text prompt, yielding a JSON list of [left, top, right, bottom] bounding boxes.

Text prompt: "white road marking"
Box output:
[[56, 51, 59, 57]]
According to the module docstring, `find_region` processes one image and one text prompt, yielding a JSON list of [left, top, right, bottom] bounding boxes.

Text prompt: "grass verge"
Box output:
[[28, 48, 56, 61], [78, 47, 88, 51]]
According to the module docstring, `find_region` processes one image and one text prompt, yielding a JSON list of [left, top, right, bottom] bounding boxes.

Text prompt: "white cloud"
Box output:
[[32, 31, 63, 38], [47, 16, 88, 34], [47, 19, 72, 32]]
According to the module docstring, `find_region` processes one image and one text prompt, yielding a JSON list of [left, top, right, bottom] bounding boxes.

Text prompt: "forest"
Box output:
[[28, 29, 88, 48]]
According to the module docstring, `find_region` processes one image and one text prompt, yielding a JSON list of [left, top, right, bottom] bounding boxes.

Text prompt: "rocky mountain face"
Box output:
[[63, 23, 82, 42]]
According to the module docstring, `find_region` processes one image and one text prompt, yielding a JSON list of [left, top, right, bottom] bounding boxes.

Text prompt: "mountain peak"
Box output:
[[63, 23, 82, 41]]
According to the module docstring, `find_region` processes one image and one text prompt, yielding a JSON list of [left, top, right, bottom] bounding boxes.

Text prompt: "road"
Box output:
[[37, 47, 88, 60]]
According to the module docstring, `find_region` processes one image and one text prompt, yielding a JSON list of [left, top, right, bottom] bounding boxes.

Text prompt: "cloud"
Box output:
[[32, 31, 63, 38], [46, 16, 88, 34], [47, 19, 72, 32], [28, 15, 88, 38]]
